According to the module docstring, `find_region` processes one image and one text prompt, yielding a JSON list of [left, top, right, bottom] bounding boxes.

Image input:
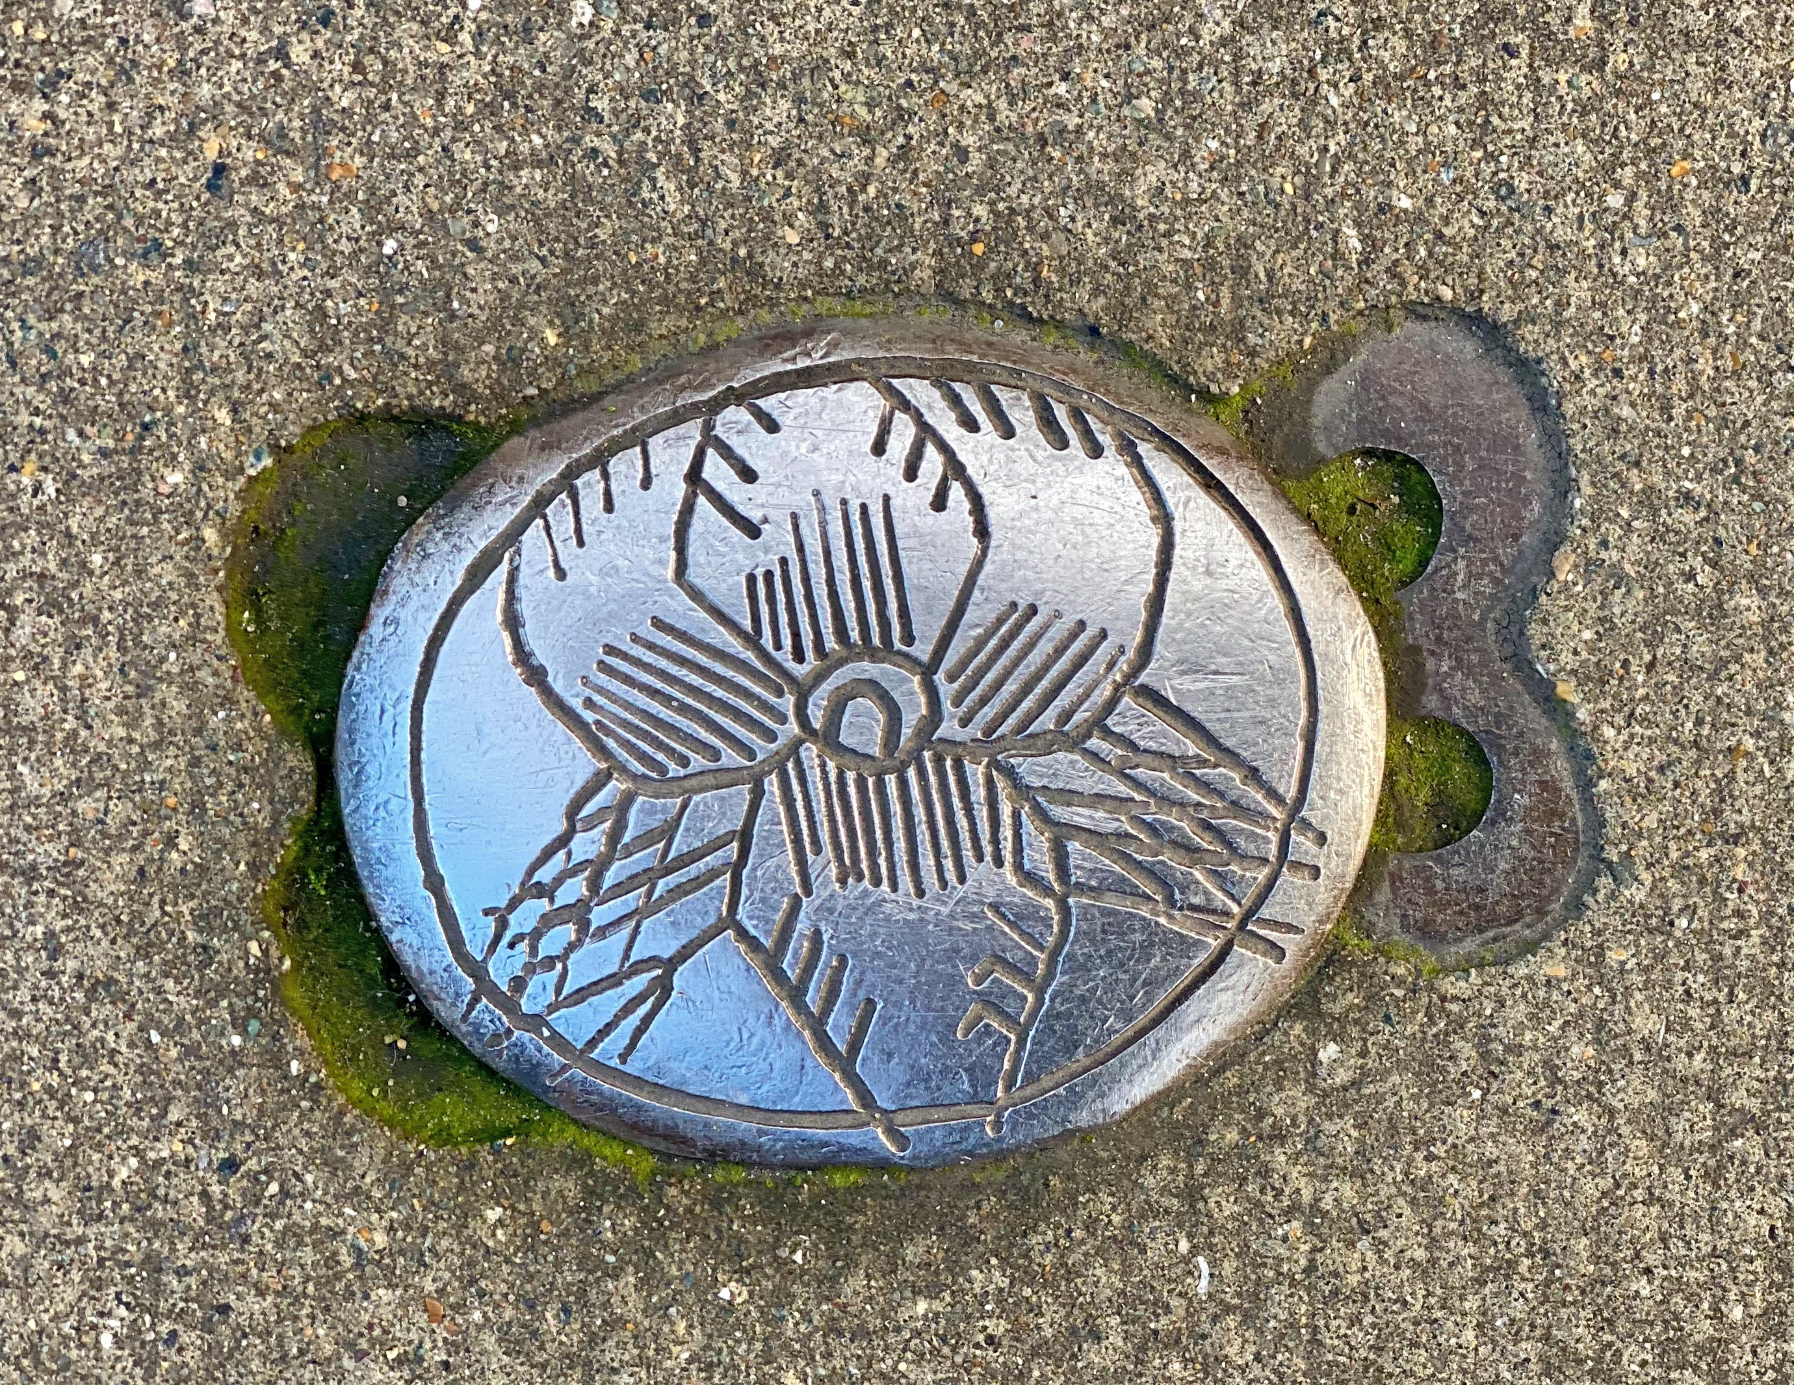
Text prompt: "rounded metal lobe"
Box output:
[[337, 320, 1386, 1166]]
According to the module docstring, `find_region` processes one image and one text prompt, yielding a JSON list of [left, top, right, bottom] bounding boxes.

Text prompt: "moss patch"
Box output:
[[226, 416, 652, 1180], [1206, 361, 1295, 437], [226, 417, 512, 753], [1277, 449, 1492, 856], [1371, 717, 1494, 854], [1278, 448, 1441, 679]]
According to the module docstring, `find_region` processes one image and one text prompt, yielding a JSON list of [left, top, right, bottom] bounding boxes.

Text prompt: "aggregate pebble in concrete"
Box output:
[[4, 0, 1794, 1379]]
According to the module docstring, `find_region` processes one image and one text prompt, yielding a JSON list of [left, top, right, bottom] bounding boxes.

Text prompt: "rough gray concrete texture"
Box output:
[[3, 0, 1792, 1379]]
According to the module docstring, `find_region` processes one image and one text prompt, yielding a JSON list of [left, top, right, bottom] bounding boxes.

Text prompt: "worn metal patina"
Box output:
[[1244, 312, 1599, 966], [337, 321, 1384, 1165]]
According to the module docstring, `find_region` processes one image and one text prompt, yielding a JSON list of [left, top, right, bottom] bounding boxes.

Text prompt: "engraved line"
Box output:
[[871, 773, 900, 893], [1050, 643, 1126, 730], [1029, 390, 1070, 450], [648, 616, 787, 698], [596, 455, 615, 515], [1029, 784, 1150, 814], [880, 494, 916, 648], [813, 953, 849, 1028], [955, 611, 1060, 728], [812, 492, 852, 647], [857, 500, 895, 649], [984, 901, 1045, 957], [1061, 831, 1175, 905], [556, 958, 665, 1034], [1066, 887, 1288, 965], [812, 745, 851, 887], [744, 400, 781, 434], [613, 907, 731, 1062], [931, 379, 982, 432], [789, 750, 824, 856], [580, 680, 721, 763], [730, 902, 908, 1154], [1128, 683, 1292, 811], [625, 631, 787, 722], [836, 765, 868, 884], [745, 572, 764, 640], [901, 426, 928, 484], [974, 382, 1015, 439], [942, 600, 1020, 683], [968, 955, 1037, 997], [929, 462, 954, 512], [601, 833, 725, 917], [870, 377, 992, 675], [984, 761, 1006, 869], [789, 512, 829, 660], [1007, 627, 1108, 736], [487, 772, 613, 965], [979, 619, 1088, 738], [891, 768, 926, 899], [693, 475, 762, 539], [580, 696, 693, 770], [928, 751, 968, 884], [706, 428, 760, 484], [587, 662, 758, 760], [958, 1001, 1020, 1040], [773, 761, 815, 899], [597, 645, 780, 741], [761, 568, 782, 653], [870, 401, 895, 456], [842, 997, 878, 1067], [1066, 404, 1104, 458], [540, 514, 566, 581], [912, 757, 950, 893], [950, 755, 985, 864], [610, 811, 686, 866], [852, 773, 884, 890], [838, 496, 874, 645], [637, 439, 653, 490], [1080, 740, 1319, 848], [578, 790, 638, 923], [767, 892, 802, 970], [790, 927, 823, 998], [573, 858, 737, 955], [948, 603, 1037, 707], [778, 555, 808, 662], [566, 486, 586, 547]]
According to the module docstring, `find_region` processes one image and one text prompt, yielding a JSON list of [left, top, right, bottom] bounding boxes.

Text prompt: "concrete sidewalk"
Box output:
[[3, 0, 1790, 1378]]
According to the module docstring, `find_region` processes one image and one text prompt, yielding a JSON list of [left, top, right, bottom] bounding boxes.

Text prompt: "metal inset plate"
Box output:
[[338, 321, 1384, 1165]]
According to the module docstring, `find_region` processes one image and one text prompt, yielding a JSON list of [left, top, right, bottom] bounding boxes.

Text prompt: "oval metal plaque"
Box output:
[[339, 321, 1384, 1165]]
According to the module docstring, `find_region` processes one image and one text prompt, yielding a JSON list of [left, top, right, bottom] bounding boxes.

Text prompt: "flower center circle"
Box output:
[[794, 649, 941, 776]]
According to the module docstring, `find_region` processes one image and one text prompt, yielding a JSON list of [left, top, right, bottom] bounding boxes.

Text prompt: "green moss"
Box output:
[[1329, 910, 1442, 976], [1279, 449, 1441, 677], [267, 789, 650, 1180], [225, 417, 514, 755], [1372, 717, 1494, 855], [1282, 448, 1440, 589], [226, 415, 664, 1181], [1206, 361, 1295, 436], [1278, 450, 1492, 856]]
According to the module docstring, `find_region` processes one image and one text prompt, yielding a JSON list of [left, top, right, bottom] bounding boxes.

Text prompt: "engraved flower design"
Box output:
[[484, 375, 1318, 1153]]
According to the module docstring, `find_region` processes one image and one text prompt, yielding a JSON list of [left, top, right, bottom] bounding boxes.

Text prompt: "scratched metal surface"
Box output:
[[338, 321, 1384, 1165]]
